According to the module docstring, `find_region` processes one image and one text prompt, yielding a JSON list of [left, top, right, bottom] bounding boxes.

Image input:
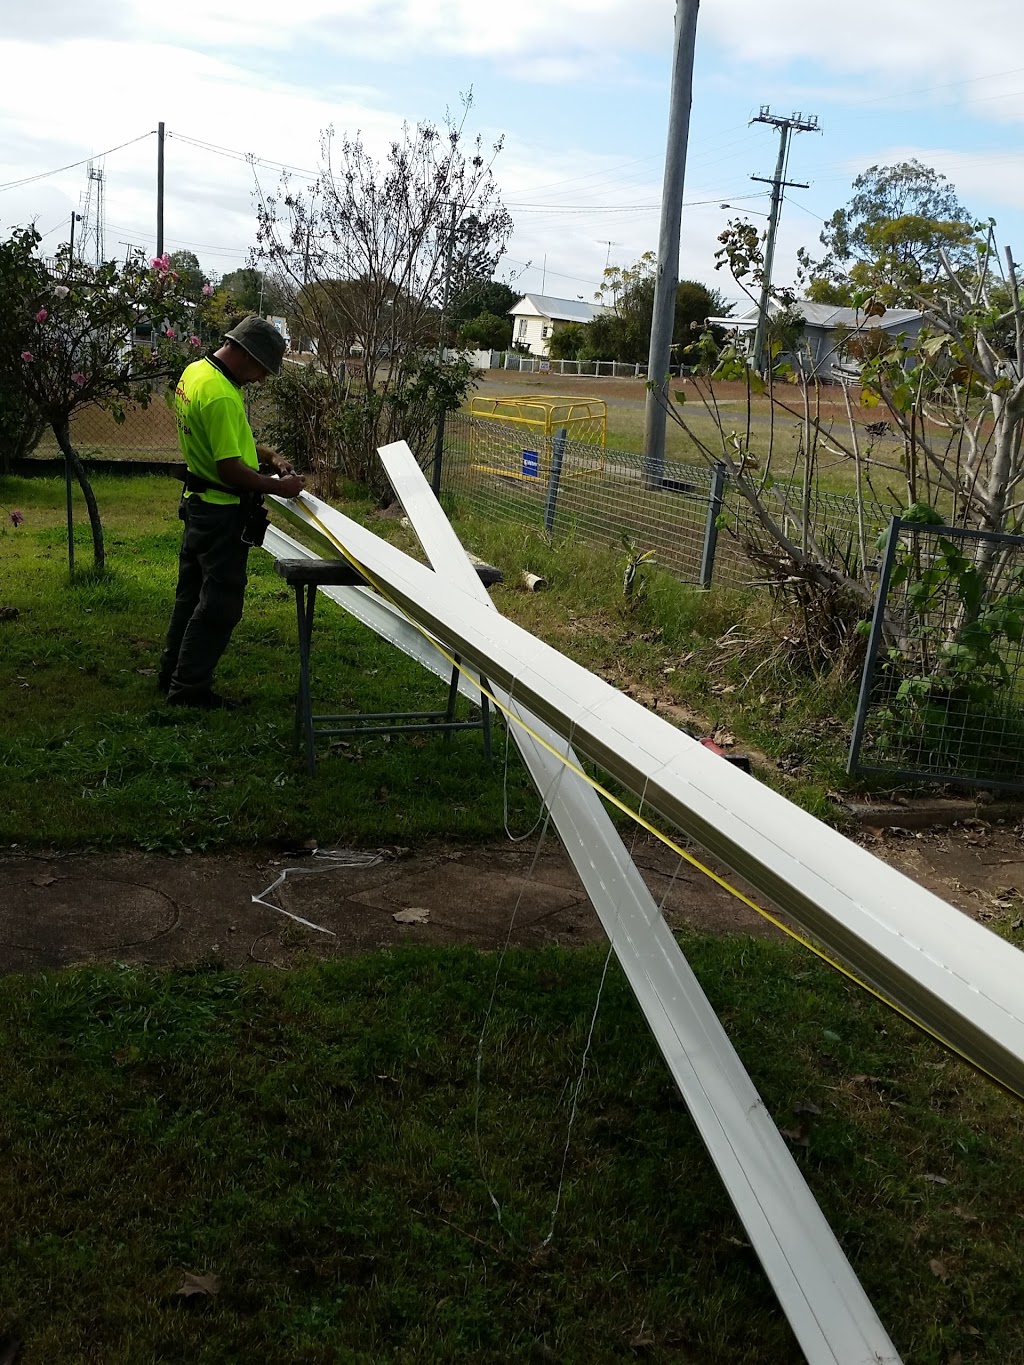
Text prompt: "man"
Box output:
[[160, 315, 305, 710]]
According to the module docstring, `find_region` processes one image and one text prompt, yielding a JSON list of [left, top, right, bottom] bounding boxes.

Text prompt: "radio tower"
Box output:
[[77, 161, 107, 265]]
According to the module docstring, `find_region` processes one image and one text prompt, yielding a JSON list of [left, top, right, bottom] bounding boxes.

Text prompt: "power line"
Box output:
[[0, 131, 155, 193], [167, 131, 319, 180]]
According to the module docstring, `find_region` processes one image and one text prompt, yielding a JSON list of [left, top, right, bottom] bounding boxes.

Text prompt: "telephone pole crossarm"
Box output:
[[748, 107, 820, 375]]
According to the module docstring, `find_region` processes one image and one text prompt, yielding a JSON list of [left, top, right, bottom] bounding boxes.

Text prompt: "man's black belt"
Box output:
[[175, 467, 255, 500]]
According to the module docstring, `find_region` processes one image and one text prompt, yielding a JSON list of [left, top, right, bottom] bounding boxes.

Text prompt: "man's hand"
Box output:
[[256, 445, 297, 476], [276, 473, 305, 498], [217, 457, 305, 498]]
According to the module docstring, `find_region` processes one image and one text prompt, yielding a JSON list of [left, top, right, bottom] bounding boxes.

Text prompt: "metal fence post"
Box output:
[[698, 463, 727, 588], [543, 427, 567, 533], [430, 408, 446, 498], [847, 515, 901, 777]]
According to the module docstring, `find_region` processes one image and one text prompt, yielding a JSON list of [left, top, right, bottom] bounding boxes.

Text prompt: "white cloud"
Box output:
[[700, 2, 1024, 123]]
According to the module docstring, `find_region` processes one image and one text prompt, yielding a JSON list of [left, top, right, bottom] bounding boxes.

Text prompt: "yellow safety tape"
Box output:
[[296, 501, 1024, 1104]]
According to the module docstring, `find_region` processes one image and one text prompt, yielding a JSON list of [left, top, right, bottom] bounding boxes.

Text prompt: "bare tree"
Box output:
[[254, 99, 511, 484]]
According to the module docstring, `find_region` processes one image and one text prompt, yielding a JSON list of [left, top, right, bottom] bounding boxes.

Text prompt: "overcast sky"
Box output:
[[3, 1, 1023, 311]]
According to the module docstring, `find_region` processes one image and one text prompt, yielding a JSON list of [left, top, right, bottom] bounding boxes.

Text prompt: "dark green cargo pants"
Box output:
[[160, 497, 251, 701]]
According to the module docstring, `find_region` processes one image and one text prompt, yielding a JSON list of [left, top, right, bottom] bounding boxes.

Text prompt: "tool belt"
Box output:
[[175, 468, 270, 547]]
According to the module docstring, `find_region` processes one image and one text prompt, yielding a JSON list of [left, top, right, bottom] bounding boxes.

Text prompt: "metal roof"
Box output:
[[509, 293, 610, 324], [733, 301, 923, 330]]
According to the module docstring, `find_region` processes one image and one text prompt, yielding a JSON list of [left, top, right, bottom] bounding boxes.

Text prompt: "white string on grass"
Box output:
[[250, 847, 386, 937]]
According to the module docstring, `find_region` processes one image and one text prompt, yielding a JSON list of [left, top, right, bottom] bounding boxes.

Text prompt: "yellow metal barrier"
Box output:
[[468, 395, 607, 483]]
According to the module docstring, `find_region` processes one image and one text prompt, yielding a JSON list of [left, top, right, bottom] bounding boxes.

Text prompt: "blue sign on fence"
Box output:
[[521, 449, 540, 479]]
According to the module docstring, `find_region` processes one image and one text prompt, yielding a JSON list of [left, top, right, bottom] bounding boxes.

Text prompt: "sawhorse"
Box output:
[[274, 557, 494, 775]]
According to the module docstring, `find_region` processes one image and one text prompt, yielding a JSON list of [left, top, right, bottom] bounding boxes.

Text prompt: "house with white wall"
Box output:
[[508, 294, 610, 357]]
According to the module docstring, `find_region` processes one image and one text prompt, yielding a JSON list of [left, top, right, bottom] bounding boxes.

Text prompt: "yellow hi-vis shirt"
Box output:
[[173, 357, 258, 504]]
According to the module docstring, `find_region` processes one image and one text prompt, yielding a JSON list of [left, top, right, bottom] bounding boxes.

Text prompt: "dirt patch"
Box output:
[[3, 817, 1022, 976], [0, 835, 770, 975]]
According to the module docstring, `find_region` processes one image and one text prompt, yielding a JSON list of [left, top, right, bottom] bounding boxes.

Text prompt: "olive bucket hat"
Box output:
[[223, 316, 287, 376]]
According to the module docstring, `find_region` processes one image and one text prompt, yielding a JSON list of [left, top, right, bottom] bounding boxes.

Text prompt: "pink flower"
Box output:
[[189, 335, 201, 347], [165, 328, 176, 339], [150, 253, 171, 274], [71, 371, 87, 387], [35, 308, 48, 323], [8, 509, 24, 527], [52, 284, 70, 298], [201, 282, 213, 297], [20, 351, 33, 363]]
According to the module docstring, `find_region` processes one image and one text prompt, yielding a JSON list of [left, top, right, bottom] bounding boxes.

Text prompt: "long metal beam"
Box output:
[[371, 442, 899, 1363], [263, 522, 483, 706], [272, 489, 1024, 1103]]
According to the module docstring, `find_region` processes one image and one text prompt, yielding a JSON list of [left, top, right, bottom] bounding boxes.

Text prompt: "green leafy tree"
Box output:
[[457, 310, 511, 351], [167, 249, 205, 302], [593, 253, 731, 364], [449, 279, 518, 334], [801, 161, 982, 307], [218, 267, 290, 318], [547, 321, 588, 361], [0, 229, 207, 569]]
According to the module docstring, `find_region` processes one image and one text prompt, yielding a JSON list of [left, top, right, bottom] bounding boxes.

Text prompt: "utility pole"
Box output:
[[749, 107, 819, 375], [156, 121, 165, 259], [68, 212, 81, 261], [643, 0, 700, 490]]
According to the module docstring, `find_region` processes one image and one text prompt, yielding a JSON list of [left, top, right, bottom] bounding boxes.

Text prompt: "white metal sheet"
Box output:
[[263, 521, 482, 705], [373, 442, 900, 1364], [271, 489, 1024, 1103]]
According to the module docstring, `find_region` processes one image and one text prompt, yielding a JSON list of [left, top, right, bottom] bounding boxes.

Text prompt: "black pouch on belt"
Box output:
[[241, 496, 270, 547]]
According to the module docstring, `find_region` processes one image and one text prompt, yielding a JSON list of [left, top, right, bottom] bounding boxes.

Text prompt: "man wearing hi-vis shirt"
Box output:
[[160, 315, 305, 710]]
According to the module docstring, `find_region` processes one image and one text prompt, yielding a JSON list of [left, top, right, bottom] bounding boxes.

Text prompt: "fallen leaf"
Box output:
[[629, 1331, 655, 1349], [393, 907, 430, 925], [922, 1173, 950, 1185], [175, 1271, 220, 1298], [929, 1258, 948, 1282], [780, 1124, 810, 1148], [31, 873, 56, 887]]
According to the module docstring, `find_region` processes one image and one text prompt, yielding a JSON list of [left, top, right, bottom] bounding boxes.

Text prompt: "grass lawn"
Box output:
[[0, 473, 539, 851], [0, 471, 865, 851], [2, 473, 1023, 1363], [3, 944, 1023, 1364]]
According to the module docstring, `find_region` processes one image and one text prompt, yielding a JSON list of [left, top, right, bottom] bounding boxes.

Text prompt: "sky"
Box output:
[[3, 0, 1024, 315]]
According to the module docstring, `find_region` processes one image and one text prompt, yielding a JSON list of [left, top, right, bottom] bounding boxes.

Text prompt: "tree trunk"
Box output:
[[53, 420, 105, 571]]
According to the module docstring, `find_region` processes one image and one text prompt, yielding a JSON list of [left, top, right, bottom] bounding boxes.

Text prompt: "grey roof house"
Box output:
[[709, 300, 925, 380]]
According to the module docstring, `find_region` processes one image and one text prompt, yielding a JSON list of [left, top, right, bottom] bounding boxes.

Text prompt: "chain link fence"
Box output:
[[849, 518, 1024, 791]]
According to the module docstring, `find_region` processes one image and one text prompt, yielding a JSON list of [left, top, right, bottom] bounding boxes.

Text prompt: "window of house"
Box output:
[[541, 324, 549, 339], [517, 318, 528, 338]]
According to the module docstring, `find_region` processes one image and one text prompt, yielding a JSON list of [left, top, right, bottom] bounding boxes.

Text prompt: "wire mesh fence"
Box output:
[[849, 518, 1024, 791], [441, 412, 896, 595]]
